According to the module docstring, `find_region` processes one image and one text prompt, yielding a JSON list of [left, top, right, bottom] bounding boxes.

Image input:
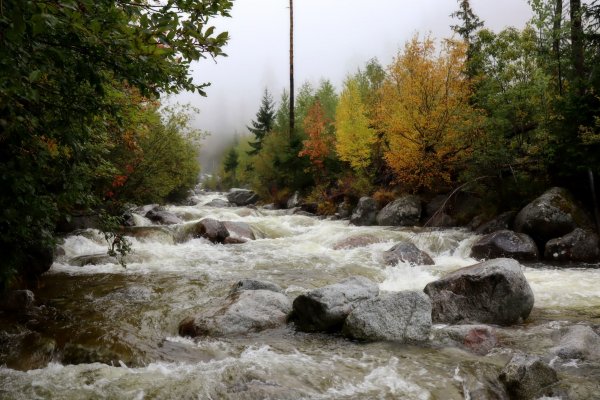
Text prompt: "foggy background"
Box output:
[[171, 0, 534, 173]]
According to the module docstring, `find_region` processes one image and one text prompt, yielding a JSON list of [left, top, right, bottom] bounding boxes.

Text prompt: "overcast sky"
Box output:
[[173, 0, 534, 170]]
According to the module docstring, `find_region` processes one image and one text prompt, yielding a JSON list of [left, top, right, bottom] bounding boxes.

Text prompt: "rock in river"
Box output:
[[423, 258, 534, 326], [292, 276, 379, 332], [350, 197, 378, 226], [227, 189, 259, 206], [544, 228, 600, 263], [499, 354, 559, 400], [470, 230, 539, 262], [145, 208, 183, 225], [342, 291, 431, 343], [382, 242, 434, 266], [376, 195, 421, 226], [550, 324, 600, 361]]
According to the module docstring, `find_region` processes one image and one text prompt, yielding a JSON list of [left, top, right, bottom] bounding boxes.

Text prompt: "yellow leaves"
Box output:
[[335, 78, 376, 171], [380, 34, 477, 191]]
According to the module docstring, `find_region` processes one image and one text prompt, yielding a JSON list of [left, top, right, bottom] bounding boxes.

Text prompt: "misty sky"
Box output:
[[173, 0, 534, 171]]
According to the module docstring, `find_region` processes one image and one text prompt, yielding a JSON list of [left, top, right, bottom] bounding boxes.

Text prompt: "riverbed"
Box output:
[[1, 192, 599, 399]]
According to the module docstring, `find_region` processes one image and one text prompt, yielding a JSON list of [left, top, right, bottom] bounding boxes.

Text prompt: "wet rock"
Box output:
[[262, 203, 277, 210], [70, 253, 117, 267], [178, 290, 292, 337], [499, 354, 559, 400], [376, 195, 422, 226], [0, 331, 56, 371], [425, 195, 448, 218], [342, 291, 432, 343], [431, 324, 498, 355], [350, 197, 378, 226], [135, 204, 159, 215], [336, 201, 352, 219], [62, 343, 127, 365], [121, 211, 136, 227], [227, 188, 259, 206], [204, 198, 231, 208], [286, 191, 302, 209], [223, 221, 256, 242], [22, 243, 54, 282], [382, 242, 435, 266], [550, 325, 600, 361], [0, 290, 35, 311], [544, 228, 600, 263], [514, 187, 591, 247], [230, 279, 283, 294], [476, 211, 517, 235], [292, 276, 379, 332], [56, 212, 100, 233], [192, 218, 230, 244], [332, 234, 381, 250], [122, 226, 174, 244], [426, 212, 456, 228], [145, 208, 183, 225], [423, 258, 534, 326], [470, 230, 539, 262]]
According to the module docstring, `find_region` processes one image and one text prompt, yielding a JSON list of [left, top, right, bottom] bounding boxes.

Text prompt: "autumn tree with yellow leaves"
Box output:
[[380, 35, 481, 192]]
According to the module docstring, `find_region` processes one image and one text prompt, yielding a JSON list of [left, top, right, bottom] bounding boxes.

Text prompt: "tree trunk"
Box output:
[[553, 0, 563, 95], [570, 0, 584, 93], [289, 0, 295, 139]]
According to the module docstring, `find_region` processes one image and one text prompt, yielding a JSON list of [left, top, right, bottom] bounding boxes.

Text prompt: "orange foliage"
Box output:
[[299, 101, 333, 173]]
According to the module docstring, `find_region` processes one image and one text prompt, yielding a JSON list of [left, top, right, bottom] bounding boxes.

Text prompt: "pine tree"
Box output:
[[451, 0, 484, 78], [247, 89, 276, 155]]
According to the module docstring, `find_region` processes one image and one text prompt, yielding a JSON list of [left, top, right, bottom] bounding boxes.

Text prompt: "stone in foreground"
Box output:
[[383, 242, 434, 266], [499, 354, 559, 400], [423, 258, 534, 325], [550, 325, 600, 361], [193, 218, 230, 244], [470, 230, 539, 262], [342, 291, 431, 343], [544, 228, 600, 263], [292, 276, 379, 332], [431, 324, 498, 355], [179, 290, 292, 337]]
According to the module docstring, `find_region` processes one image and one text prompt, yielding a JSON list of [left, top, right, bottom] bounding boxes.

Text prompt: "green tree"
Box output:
[[451, 0, 484, 79], [247, 89, 276, 155]]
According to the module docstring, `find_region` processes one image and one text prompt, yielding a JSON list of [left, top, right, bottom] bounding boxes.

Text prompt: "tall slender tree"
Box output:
[[451, 0, 484, 79], [289, 0, 295, 138], [247, 89, 275, 155], [571, 0, 585, 93], [553, 0, 564, 94]]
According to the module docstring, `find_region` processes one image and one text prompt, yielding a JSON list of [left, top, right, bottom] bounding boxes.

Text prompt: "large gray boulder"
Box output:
[[227, 189, 259, 206], [350, 197, 378, 226], [423, 258, 534, 326], [544, 228, 600, 263], [470, 230, 539, 262], [376, 195, 421, 226], [145, 208, 183, 225], [204, 198, 231, 208], [499, 354, 559, 400], [342, 291, 431, 343], [292, 276, 379, 332], [431, 324, 498, 355], [514, 187, 591, 246], [475, 211, 517, 235], [550, 325, 600, 361], [178, 290, 292, 337], [382, 242, 434, 266], [193, 218, 230, 244], [286, 191, 302, 209], [223, 221, 256, 244]]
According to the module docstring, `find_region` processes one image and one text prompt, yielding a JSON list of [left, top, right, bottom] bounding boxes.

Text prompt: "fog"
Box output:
[[171, 0, 533, 172]]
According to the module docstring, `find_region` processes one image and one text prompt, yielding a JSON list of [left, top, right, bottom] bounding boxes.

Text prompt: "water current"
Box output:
[[1, 192, 599, 399]]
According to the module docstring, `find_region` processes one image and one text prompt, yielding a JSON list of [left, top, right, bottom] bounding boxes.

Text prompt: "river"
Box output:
[[1, 191, 599, 399]]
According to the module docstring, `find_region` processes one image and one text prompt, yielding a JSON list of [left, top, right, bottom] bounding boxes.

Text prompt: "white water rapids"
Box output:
[[1, 192, 599, 399]]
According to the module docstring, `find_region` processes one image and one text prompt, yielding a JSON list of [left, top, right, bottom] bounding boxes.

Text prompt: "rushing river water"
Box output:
[[1, 192, 600, 399]]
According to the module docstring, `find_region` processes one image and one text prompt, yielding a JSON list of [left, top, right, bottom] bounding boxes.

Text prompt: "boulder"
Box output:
[[62, 343, 130, 366], [514, 187, 591, 246], [423, 258, 534, 325], [544, 228, 600, 263], [350, 197, 378, 226], [426, 212, 456, 228], [550, 325, 600, 361], [342, 291, 432, 343], [376, 195, 422, 226], [134, 204, 159, 215], [499, 354, 559, 400], [476, 211, 517, 235], [56, 212, 100, 233], [332, 234, 381, 250], [223, 221, 256, 242], [21, 243, 54, 283], [0, 290, 35, 311], [145, 208, 183, 225], [70, 253, 117, 267], [122, 226, 174, 244], [382, 242, 435, 266], [470, 230, 539, 262], [336, 201, 352, 219], [431, 324, 498, 355], [292, 276, 379, 332], [204, 198, 231, 208], [286, 191, 302, 209], [178, 290, 292, 337], [227, 189, 259, 206], [192, 218, 229, 244], [121, 211, 136, 227], [230, 279, 282, 294], [425, 195, 448, 218]]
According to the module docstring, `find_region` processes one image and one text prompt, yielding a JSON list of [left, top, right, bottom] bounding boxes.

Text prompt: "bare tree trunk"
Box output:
[[571, 0, 584, 94], [553, 0, 563, 95], [289, 0, 294, 139]]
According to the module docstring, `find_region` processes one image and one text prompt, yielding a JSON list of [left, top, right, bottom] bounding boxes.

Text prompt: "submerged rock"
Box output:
[[350, 197, 378, 226], [376, 195, 421, 226], [292, 276, 379, 332], [544, 228, 600, 263], [550, 325, 600, 361], [0, 290, 35, 311], [423, 258, 534, 326], [122, 226, 174, 244], [204, 198, 231, 208], [499, 354, 559, 400], [230, 279, 282, 294], [145, 208, 183, 225], [514, 187, 591, 246], [227, 189, 259, 206], [69, 253, 118, 267], [62, 343, 129, 366], [223, 221, 256, 243], [178, 290, 292, 337], [470, 230, 539, 262], [332, 234, 381, 250], [382, 242, 434, 266], [342, 291, 431, 343], [431, 324, 498, 355]]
